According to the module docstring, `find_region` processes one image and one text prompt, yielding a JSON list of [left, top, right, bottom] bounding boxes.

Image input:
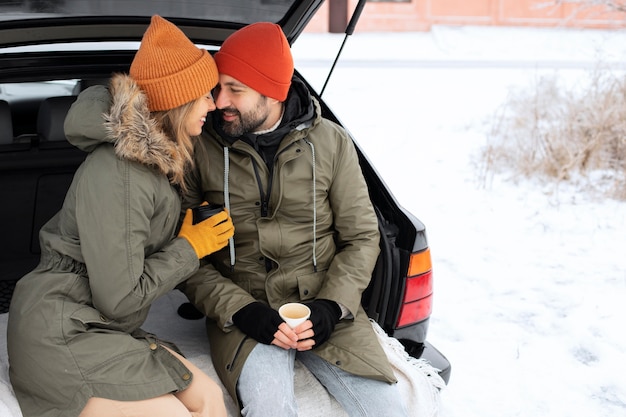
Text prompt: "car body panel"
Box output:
[[0, 0, 323, 48]]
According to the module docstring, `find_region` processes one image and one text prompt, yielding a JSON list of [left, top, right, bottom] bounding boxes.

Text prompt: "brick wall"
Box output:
[[305, 0, 626, 32]]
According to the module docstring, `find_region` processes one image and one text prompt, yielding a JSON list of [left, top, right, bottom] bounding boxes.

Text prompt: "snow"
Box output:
[[292, 25, 626, 417]]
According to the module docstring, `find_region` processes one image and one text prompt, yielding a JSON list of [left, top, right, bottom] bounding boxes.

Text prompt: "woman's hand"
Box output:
[[178, 208, 234, 258]]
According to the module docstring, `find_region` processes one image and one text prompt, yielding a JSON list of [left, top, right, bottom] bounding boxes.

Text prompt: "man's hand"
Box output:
[[232, 302, 284, 345], [232, 300, 341, 351], [305, 299, 341, 349], [270, 317, 319, 350]]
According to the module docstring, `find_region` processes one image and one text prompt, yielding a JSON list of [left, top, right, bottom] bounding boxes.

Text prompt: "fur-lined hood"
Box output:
[[64, 73, 186, 183]]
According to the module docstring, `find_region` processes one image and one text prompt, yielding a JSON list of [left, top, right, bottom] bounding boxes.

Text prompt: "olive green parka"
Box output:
[[7, 76, 201, 417], [180, 79, 397, 406]]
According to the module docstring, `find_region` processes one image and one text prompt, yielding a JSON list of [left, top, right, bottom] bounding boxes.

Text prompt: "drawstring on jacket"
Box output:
[[221, 139, 318, 272], [223, 146, 235, 271], [303, 138, 318, 272]]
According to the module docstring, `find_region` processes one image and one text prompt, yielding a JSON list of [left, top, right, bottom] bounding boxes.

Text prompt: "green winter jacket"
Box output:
[[7, 75, 201, 417], [180, 79, 396, 406]]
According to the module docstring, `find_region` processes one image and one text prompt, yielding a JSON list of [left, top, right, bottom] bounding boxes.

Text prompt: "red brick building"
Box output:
[[306, 0, 626, 32]]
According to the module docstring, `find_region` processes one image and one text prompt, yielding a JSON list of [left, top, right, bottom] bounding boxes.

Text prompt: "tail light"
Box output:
[[396, 248, 433, 328]]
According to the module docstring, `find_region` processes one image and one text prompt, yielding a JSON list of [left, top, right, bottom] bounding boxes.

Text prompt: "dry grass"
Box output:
[[480, 68, 626, 200]]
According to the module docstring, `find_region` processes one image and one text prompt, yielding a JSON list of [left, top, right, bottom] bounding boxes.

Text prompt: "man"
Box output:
[[181, 22, 408, 416]]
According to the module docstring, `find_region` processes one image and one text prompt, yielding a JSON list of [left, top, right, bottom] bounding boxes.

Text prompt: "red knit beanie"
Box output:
[[214, 22, 294, 102], [130, 15, 218, 112]]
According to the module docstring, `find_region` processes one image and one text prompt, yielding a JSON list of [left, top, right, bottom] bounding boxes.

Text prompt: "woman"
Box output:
[[7, 16, 232, 417]]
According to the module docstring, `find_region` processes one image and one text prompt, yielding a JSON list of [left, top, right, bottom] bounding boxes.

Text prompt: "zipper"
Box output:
[[225, 336, 249, 373]]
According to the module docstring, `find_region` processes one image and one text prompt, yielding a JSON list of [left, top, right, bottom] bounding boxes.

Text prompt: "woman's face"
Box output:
[[185, 91, 216, 136]]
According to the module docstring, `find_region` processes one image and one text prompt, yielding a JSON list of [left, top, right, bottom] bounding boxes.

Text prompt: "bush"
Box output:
[[480, 68, 626, 200]]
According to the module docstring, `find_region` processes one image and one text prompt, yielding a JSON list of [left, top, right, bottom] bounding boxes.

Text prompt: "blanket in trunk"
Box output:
[[0, 290, 444, 416]]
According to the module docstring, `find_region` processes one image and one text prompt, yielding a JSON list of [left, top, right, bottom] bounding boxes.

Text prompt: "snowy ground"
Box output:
[[293, 25, 626, 417]]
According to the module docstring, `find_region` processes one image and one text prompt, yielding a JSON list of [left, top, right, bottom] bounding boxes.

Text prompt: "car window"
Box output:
[[0, 81, 77, 104]]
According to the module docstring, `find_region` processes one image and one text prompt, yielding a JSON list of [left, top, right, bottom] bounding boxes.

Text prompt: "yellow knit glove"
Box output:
[[178, 208, 234, 259]]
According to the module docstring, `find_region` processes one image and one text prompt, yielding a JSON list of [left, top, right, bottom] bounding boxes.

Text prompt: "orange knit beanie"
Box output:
[[130, 15, 218, 112], [214, 22, 294, 102]]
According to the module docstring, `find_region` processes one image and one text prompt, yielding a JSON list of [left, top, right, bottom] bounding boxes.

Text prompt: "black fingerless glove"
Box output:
[[232, 302, 284, 345], [307, 299, 341, 348]]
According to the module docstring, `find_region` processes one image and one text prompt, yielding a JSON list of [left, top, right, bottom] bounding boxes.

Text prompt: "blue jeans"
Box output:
[[237, 343, 408, 417]]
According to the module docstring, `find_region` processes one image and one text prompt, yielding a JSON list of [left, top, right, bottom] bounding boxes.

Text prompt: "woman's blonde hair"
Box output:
[[152, 99, 198, 192]]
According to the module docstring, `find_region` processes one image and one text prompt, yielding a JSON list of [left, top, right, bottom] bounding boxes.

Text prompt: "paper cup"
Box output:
[[279, 303, 311, 328]]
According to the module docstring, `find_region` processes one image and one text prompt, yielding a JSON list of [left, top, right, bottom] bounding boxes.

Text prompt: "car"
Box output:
[[0, 0, 451, 413]]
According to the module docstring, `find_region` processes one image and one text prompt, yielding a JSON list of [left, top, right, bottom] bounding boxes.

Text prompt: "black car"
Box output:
[[0, 0, 450, 410]]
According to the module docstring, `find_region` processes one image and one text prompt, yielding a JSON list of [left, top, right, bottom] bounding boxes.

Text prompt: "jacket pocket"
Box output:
[[70, 305, 114, 329], [296, 269, 327, 301], [225, 335, 249, 374]]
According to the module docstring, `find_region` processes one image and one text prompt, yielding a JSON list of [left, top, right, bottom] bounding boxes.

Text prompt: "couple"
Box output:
[[8, 16, 408, 417]]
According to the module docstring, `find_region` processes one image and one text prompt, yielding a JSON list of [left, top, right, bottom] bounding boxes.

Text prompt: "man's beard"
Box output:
[[218, 98, 270, 137]]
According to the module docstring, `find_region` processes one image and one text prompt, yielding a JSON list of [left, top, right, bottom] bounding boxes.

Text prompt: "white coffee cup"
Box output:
[[279, 302, 311, 328]]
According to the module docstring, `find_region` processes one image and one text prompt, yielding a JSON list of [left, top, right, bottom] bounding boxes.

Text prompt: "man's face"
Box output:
[[213, 74, 271, 137]]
